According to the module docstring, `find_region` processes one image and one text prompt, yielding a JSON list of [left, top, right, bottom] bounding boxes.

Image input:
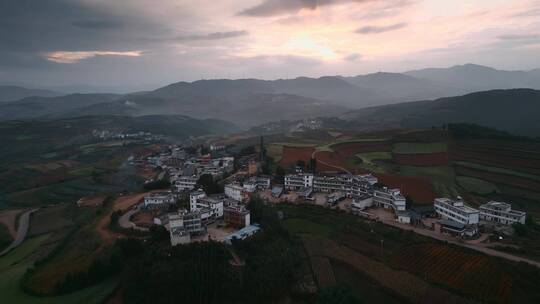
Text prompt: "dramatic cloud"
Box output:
[[355, 22, 407, 34], [1, 0, 539, 90], [176, 31, 248, 42], [343, 53, 362, 61], [497, 34, 539, 41], [238, 0, 371, 17], [44, 51, 143, 64]]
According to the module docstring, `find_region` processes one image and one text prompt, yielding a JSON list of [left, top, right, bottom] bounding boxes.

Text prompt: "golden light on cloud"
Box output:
[[44, 51, 143, 63]]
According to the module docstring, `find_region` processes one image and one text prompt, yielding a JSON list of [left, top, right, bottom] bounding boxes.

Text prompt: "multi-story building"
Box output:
[[256, 176, 272, 189], [434, 197, 479, 225], [373, 188, 406, 211], [189, 190, 206, 211], [243, 181, 257, 193], [224, 203, 251, 228], [189, 191, 224, 222], [284, 173, 314, 190], [284, 173, 377, 196], [169, 210, 205, 245], [225, 184, 244, 201], [479, 201, 526, 225], [174, 175, 198, 192], [144, 192, 175, 208]]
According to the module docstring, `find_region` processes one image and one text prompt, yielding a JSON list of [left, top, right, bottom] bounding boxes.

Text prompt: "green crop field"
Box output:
[[393, 142, 447, 154], [0, 224, 12, 252], [355, 152, 392, 173], [283, 218, 333, 237], [456, 176, 499, 195], [0, 234, 116, 304], [356, 152, 392, 164], [454, 161, 540, 182]]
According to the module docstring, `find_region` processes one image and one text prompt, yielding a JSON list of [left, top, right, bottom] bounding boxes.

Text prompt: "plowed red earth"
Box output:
[[280, 146, 315, 166], [375, 173, 436, 204]]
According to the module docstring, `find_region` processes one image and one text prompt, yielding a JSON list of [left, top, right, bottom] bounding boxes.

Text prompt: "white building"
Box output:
[[479, 201, 526, 225], [256, 176, 272, 189], [144, 192, 175, 208], [285, 173, 314, 189], [169, 210, 205, 245], [189, 191, 224, 222], [284, 173, 377, 195], [243, 181, 257, 193], [174, 175, 198, 192], [189, 190, 206, 211], [225, 184, 244, 201], [373, 188, 406, 211], [434, 197, 479, 225]]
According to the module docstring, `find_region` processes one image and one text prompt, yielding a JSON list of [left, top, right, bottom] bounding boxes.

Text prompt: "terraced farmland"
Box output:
[[390, 243, 512, 303]]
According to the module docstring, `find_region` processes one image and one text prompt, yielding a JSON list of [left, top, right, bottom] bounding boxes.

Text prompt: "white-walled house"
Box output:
[[434, 197, 479, 225], [225, 184, 244, 201], [479, 201, 526, 225], [144, 192, 175, 208]]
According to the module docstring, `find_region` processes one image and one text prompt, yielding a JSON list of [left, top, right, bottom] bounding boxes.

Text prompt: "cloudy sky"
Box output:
[[1, 0, 540, 92]]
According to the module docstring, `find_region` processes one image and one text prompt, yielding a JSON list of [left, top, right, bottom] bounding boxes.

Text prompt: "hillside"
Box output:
[[0, 85, 61, 102], [405, 64, 540, 93], [2, 64, 540, 127], [0, 94, 120, 121], [340, 89, 540, 137]]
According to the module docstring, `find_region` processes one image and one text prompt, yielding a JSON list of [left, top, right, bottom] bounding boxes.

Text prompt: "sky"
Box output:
[[1, 0, 540, 92]]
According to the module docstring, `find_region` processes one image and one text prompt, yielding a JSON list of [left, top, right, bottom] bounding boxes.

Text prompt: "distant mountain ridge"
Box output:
[[1, 64, 540, 129], [339, 89, 540, 137], [0, 85, 61, 102]]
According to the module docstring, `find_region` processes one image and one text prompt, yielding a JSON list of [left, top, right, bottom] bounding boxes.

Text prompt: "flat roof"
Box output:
[[225, 224, 261, 241]]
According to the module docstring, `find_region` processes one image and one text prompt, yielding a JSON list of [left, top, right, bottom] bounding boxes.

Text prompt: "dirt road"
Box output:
[[0, 209, 25, 238], [0, 208, 38, 256], [96, 192, 150, 246]]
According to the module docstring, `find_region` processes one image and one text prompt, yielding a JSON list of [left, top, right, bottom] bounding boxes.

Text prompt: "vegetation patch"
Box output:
[[0, 223, 13, 252], [283, 218, 333, 237], [393, 142, 447, 154], [456, 176, 499, 195], [454, 161, 540, 182]]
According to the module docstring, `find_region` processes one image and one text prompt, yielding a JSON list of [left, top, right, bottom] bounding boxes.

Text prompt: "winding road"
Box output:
[[0, 208, 38, 256]]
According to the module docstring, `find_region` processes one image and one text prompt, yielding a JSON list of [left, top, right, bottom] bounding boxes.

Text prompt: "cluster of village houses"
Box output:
[[134, 143, 528, 246], [139, 145, 266, 245], [284, 172, 527, 238]]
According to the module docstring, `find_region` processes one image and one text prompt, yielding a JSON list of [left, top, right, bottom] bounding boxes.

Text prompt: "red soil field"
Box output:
[[313, 151, 353, 173], [330, 142, 391, 157], [391, 243, 512, 303], [375, 173, 436, 204], [393, 152, 449, 166], [280, 146, 315, 166]]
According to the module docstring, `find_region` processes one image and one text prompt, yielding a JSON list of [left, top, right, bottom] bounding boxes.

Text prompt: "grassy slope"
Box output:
[[456, 176, 499, 195], [0, 234, 116, 304], [0, 223, 13, 251], [393, 142, 447, 154]]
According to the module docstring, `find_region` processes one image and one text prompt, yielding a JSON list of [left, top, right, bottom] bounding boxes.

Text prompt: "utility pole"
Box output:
[[380, 239, 384, 257]]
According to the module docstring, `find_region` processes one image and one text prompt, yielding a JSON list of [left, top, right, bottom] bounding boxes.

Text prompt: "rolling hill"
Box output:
[[0, 85, 61, 103], [339, 89, 540, 137]]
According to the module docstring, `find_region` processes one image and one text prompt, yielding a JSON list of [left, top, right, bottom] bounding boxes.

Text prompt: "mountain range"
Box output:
[[1, 64, 539, 129], [339, 88, 540, 137], [0, 85, 61, 103]]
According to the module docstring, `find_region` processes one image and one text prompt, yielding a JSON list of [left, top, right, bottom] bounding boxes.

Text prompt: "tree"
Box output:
[[317, 286, 363, 304], [197, 174, 223, 194], [275, 166, 285, 183]]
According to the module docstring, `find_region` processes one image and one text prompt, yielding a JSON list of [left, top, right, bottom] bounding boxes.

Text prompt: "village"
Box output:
[[119, 137, 529, 258]]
